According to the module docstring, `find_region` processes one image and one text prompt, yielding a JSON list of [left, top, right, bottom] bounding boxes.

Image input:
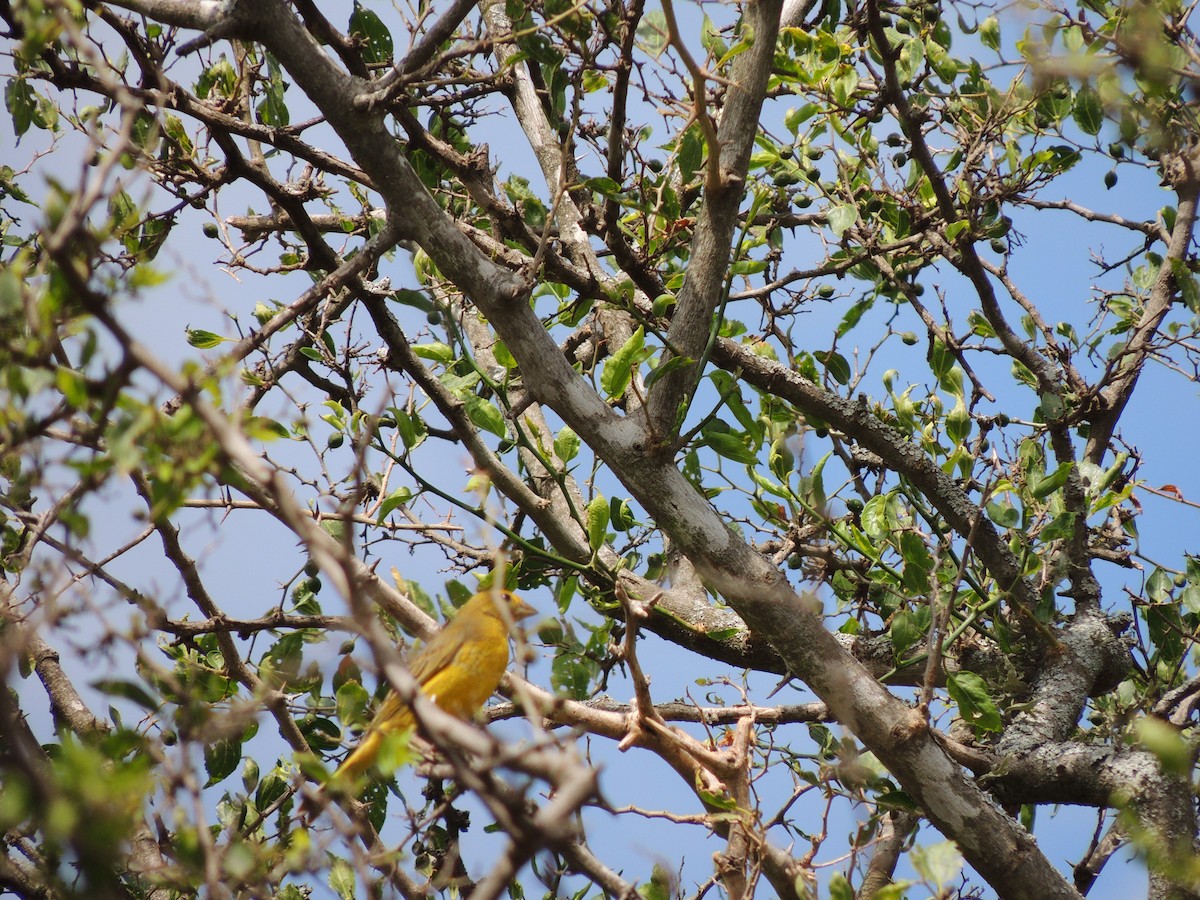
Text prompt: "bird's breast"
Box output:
[[423, 619, 510, 719]]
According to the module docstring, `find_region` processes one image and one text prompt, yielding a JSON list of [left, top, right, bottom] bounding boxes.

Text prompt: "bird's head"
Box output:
[[475, 588, 537, 623]]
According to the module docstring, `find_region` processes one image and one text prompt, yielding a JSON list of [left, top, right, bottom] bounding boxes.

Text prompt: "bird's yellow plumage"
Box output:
[[333, 589, 535, 785]]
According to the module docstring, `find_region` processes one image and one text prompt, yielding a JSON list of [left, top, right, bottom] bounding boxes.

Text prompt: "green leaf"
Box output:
[[828, 872, 854, 900], [464, 395, 507, 438], [717, 23, 755, 67], [831, 66, 859, 106], [586, 494, 609, 552], [837, 296, 874, 337], [1072, 84, 1103, 136], [1147, 566, 1173, 602], [244, 416, 290, 441], [489, 338, 518, 369], [1161, 205, 1178, 233], [709, 370, 757, 433], [927, 38, 958, 82], [582, 71, 608, 93], [91, 678, 159, 712], [554, 426, 580, 463], [349, 3, 394, 65], [584, 176, 622, 197], [256, 55, 290, 128], [601, 326, 644, 399], [815, 350, 851, 385], [696, 783, 739, 811], [1040, 510, 1076, 542], [240, 757, 260, 795], [129, 264, 169, 288], [197, 58, 237, 100], [967, 310, 995, 338], [298, 715, 342, 753], [1042, 144, 1081, 174], [1171, 259, 1200, 313], [638, 864, 674, 900], [643, 354, 694, 389], [946, 671, 1002, 732], [827, 203, 857, 237], [376, 727, 419, 774], [551, 649, 596, 700], [204, 738, 242, 787], [911, 840, 964, 888], [610, 497, 636, 532], [945, 399, 971, 444], [392, 288, 433, 310], [979, 15, 1001, 50], [1135, 716, 1191, 776], [329, 856, 356, 900], [186, 328, 226, 349], [930, 338, 952, 382], [412, 341, 454, 363], [635, 9, 668, 57], [1132, 260, 1159, 291], [898, 37, 925, 82], [391, 409, 427, 450], [889, 609, 921, 656], [5, 77, 34, 137], [705, 431, 757, 465], [985, 499, 1019, 528], [320, 518, 347, 544], [807, 450, 831, 510], [1181, 584, 1200, 615], [768, 437, 795, 482], [1145, 603, 1183, 664], [678, 124, 704, 185], [699, 13, 727, 62], [945, 220, 969, 241], [784, 105, 816, 134], [0, 164, 31, 204], [730, 258, 766, 276], [899, 532, 932, 593], [335, 680, 371, 729], [860, 493, 892, 542], [1030, 460, 1072, 499], [56, 367, 87, 408], [377, 487, 414, 520], [752, 468, 793, 500]]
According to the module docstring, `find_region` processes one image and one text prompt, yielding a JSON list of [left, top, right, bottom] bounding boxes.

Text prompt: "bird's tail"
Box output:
[[332, 729, 384, 785]]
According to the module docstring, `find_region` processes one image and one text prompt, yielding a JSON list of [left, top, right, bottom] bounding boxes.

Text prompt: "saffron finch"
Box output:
[[333, 589, 536, 784]]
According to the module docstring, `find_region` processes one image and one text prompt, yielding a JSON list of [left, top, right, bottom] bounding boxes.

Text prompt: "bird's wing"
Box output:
[[357, 626, 462, 735], [405, 621, 464, 685], [406, 603, 501, 684]]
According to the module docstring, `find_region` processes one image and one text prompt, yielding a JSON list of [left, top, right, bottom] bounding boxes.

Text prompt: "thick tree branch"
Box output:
[[988, 742, 1198, 900], [645, 0, 784, 435], [1085, 151, 1200, 464], [711, 338, 1041, 614]]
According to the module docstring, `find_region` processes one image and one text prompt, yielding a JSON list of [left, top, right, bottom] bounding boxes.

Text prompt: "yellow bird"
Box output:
[[333, 589, 536, 784]]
